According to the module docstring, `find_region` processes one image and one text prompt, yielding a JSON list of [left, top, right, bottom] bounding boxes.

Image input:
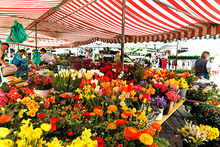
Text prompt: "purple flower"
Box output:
[[27, 79, 32, 84], [38, 75, 43, 78], [150, 96, 167, 112]]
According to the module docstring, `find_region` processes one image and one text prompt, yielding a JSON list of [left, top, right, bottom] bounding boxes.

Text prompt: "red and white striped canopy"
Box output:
[[1, 0, 220, 47]]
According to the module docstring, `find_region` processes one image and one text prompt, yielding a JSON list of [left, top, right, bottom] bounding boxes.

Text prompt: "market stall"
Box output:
[[0, 0, 219, 147]]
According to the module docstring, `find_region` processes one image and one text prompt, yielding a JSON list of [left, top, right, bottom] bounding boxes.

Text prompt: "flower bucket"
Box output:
[[34, 90, 49, 98], [163, 101, 174, 115], [156, 108, 164, 120], [179, 89, 187, 99]]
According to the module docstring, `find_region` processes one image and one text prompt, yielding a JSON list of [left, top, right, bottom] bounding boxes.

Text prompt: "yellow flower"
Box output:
[[41, 123, 51, 132], [85, 72, 92, 80], [0, 128, 11, 138], [19, 109, 24, 118], [46, 137, 64, 147], [137, 111, 147, 123], [139, 133, 153, 145], [32, 128, 43, 139], [0, 139, 14, 147], [21, 97, 31, 105]]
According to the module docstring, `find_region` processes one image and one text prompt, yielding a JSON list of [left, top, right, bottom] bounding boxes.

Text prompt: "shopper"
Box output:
[[40, 48, 54, 64], [12, 49, 31, 78], [0, 43, 10, 67], [192, 51, 211, 80]]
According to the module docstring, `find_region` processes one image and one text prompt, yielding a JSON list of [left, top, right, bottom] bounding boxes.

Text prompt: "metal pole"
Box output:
[[121, 0, 126, 71], [35, 23, 38, 49], [175, 40, 178, 71]]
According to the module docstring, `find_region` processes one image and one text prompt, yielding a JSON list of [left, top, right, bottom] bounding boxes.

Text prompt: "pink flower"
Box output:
[[165, 91, 180, 101], [143, 93, 151, 102]]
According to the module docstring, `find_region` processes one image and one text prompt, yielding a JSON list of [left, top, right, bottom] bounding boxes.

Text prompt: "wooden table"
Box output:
[[155, 99, 186, 125], [185, 99, 205, 104]]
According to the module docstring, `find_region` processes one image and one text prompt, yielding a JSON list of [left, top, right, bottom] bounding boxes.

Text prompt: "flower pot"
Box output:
[[179, 89, 187, 99], [34, 90, 50, 98], [163, 101, 174, 115], [156, 108, 164, 120]]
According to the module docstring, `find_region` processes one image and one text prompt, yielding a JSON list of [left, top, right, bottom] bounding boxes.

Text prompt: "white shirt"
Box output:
[[41, 52, 54, 64]]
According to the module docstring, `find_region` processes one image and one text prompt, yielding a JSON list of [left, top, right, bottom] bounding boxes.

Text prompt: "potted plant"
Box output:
[[178, 121, 219, 147], [27, 74, 53, 98], [52, 69, 82, 97], [150, 96, 167, 120]]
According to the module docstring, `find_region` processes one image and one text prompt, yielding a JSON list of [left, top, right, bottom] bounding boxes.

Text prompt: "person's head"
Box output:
[[201, 51, 210, 60], [0, 43, 9, 52], [18, 49, 26, 56], [40, 48, 46, 54]]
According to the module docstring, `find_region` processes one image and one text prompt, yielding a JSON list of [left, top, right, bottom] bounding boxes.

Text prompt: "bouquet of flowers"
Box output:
[[27, 74, 53, 90]]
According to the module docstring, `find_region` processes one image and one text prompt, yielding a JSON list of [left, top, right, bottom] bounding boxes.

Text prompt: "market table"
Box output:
[[185, 99, 205, 104], [155, 99, 186, 125]]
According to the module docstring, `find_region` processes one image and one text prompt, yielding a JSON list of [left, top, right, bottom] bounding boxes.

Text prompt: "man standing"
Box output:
[[0, 43, 10, 67], [40, 48, 54, 64]]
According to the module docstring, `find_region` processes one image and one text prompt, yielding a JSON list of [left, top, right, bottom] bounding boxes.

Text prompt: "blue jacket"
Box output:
[[12, 53, 28, 66]]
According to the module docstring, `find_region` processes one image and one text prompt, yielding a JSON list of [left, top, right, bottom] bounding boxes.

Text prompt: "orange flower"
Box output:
[[61, 111, 66, 116], [94, 109, 103, 116], [65, 106, 69, 111], [107, 105, 118, 113], [151, 122, 162, 132], [21, 97, 31, 105], [116, 119, 128, 125], [140, 128, 155, 136], [0, 115, 12, 124], [124, 111, 132, 118], [124, 127, 140, 140], [147, 143, 159, 147], [121, 113, 128, 119], [108, 123, 116, 130], [27, 111, 36, 117], [73, 114, 79, 119]]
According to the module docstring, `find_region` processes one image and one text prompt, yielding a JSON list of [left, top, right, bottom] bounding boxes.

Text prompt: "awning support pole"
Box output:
[[175, 40, 179, 71], [121, 0, 126, 71], [35, 22, 38, 49]]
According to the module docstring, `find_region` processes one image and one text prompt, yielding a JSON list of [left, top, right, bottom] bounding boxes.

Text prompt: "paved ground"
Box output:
[[159, 105, 220, 147]]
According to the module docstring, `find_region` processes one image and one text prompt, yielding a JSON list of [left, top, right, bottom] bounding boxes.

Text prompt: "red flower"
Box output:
[[73, 114, 79, 119], [80, 82, 84, 88], [133, 79, 137, 83], [38, 113, 45, 118], [74, 95, 80, 100], [94, 106, 102, 110], [116, 119, 128, 125], [211, 99, 215, 103], [100, 67, 105, 73], [82, 112, 91, 119], [67, 131, 74, 136], [115, 144, 123, 147], [49, 97, 55, 103], [92, 83, 96, 89], [94, 137, 105, 147], [50, 123, 56, 131], [50, 117, 60, 123], [143, 93, 151, 102], [106, 71, 113, 79], [74, 103, 80, 107]]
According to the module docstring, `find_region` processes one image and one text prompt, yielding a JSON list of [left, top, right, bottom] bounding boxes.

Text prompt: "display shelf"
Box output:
[[185, 99, 205, 104], [155, 99, 186, 125]]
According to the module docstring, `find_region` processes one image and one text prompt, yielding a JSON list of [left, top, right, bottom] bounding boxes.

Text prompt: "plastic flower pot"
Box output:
[[156, 108, 164, 120], [34, 90, 50, 98], [179, 89, 187, 99]]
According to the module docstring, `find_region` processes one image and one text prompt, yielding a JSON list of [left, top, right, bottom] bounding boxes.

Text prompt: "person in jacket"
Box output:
[[40, 48, 54, 64], [192, 51, 211, 80], [12, 49, 31, 77]]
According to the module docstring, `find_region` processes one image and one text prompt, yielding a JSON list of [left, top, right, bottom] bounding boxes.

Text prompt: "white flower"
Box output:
[[17, 98, 21, 102]]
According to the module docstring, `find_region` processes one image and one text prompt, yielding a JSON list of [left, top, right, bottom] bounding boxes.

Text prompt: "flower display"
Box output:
[[27, 74, 53, 90], [178, 121, 220, 146]]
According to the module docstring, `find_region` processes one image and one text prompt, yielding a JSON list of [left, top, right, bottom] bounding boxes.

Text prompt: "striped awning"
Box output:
[[1, 0, 220, 47]]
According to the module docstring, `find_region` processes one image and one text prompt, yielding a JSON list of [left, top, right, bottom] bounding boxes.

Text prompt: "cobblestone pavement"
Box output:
[[160, 105, 196, 147]]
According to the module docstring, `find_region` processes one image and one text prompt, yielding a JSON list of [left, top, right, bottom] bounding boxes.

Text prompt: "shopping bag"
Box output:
[[2, 65, 17, 76]]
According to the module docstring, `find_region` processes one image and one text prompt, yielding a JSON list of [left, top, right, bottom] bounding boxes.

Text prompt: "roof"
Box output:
[[0, 0, 219, 47]]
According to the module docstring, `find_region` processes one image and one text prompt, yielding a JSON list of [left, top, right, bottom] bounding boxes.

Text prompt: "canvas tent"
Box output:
[[0, 0, 219, 47]]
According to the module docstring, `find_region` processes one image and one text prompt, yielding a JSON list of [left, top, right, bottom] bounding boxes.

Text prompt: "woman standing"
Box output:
[[192, 51, 211, 80]]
